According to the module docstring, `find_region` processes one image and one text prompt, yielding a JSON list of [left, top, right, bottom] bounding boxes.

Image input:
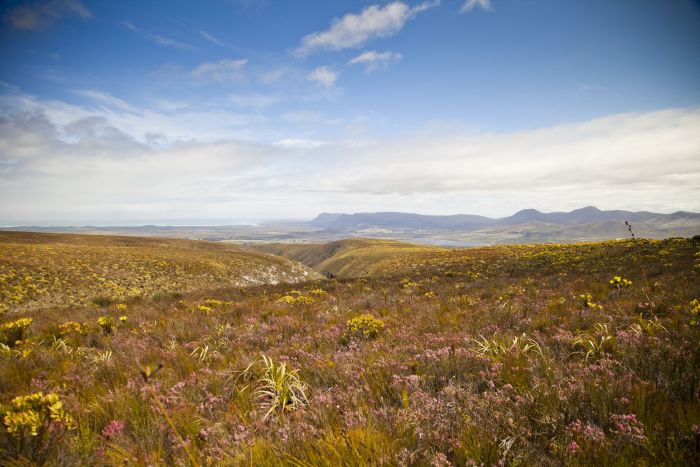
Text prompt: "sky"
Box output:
[[1, 0, 699, 225]]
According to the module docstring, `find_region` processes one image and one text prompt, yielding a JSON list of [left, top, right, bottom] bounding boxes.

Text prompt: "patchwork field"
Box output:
[[1, 233, 699, 465]]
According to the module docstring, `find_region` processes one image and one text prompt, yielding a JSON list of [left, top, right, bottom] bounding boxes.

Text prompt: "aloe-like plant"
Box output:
[[571, 325, 615, 361], [471, 333, 544, 361], [253, 354, 308, 420]]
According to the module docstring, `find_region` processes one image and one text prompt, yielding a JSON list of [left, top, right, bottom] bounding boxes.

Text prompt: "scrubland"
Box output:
[[1, 232, 699, 465]]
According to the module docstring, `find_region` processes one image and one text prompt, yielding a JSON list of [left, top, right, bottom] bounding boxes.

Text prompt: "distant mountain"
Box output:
[[309, 207, 700, 233], [310, 211, 494, 230]]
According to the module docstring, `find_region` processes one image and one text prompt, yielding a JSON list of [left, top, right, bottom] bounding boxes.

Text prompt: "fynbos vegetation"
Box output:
[[1, 232, 699, 465]]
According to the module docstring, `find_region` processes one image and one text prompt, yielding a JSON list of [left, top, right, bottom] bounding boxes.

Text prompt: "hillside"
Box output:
[[1, 235, 700, 465], [0, 231, 319, 313], [252, 238, 442, 277]]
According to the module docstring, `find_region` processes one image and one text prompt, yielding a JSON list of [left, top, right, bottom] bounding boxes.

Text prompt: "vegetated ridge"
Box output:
[[0, 231, 320, 313], [252, 238, 441, 277]]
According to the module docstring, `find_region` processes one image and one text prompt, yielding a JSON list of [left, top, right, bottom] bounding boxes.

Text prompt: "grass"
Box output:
[[0, 233, 699, 465]]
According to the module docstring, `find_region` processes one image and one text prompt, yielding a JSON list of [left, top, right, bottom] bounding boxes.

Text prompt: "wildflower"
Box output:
[[567, 441, 579, 454], [309, 288, 326, 296], [690, 299, 700, 325], [0, 317, 33, 347], [97, 316, 115, 335], [276, 295, 314, 305], [579, 293, 602, 310], [58, 320, 89, 336], [609, 276, 632, 290], [346, 314, 385, 339], [610, 413, 647, 445], [119, 316, 128, 323], [197, 304, 213, 314], [100, 419, 125, 440], [115, 303, 127, 311]]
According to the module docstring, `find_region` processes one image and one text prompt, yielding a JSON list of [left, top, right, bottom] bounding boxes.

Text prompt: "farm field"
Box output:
[[1, 233, 699, 465]]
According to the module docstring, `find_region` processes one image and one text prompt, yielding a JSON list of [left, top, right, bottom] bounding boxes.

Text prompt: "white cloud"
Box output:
[[5, 0, 91, 31], [1, 88, 698, 223], [274, 138, 326, 150], [192, 58, 248, 82], [73, 90, 137, 113], [295, 1, 439, 56], [349, 50, 402, 72], [228, 93, 280, 109], [460, 0, 493, 13], [121, 21, 194, 51], [307, 66, 339, 89], [200, 30, 226, 47]]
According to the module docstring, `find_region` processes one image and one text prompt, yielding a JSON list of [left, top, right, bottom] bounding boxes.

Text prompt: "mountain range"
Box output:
[[310, 206, 700, 230]]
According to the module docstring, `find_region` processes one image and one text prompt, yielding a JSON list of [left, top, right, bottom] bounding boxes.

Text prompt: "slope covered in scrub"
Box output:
[[0, 231, 319, 313], [251, 238, 441, 277]]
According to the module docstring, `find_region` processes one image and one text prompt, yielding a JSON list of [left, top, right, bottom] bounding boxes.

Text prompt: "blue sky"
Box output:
[[1, 0, 699, 224]]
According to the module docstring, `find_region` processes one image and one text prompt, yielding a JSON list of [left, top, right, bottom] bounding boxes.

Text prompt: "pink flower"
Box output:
[[567, 441, 579, 453], [100, 420, 125, 440]]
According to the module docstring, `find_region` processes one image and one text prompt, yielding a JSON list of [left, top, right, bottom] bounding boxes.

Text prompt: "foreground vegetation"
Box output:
[[1, 232, 699, 465]]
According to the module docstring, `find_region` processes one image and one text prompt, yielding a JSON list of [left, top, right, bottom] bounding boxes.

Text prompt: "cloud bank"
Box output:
[[0, 88, 698, 224]]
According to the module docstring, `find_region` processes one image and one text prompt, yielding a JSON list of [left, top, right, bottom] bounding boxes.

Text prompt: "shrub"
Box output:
[[276, 295, 314, 305], [97, 316, 116, 335], [58, 320, 88, 336], [1, 392, 74, 462], [0, 318, 33, 347], [346, 314, 385, 339]]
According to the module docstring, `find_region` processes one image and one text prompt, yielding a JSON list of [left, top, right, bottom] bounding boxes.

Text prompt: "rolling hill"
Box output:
[[0, 231, 319, 312], [251, 238, 442, 278]]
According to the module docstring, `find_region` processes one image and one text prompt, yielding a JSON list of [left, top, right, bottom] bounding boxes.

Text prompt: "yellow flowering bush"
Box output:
[[58, 320, 88, 336], [115, 303, 128, 311], [119, 315, 128, 323], [580, 293, 602, 310], [1, 392, 73, 438], [197, 299, 233, 313], [97, 316, 115, 334], [690, 299, 700, 326], [276, 295, 314, 305], [1, 392, 74, 461], [309, 288, 327, 296], [609, 276, 632, 290], [346, 314, 385, 339], [0, 318, 33, 347]]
